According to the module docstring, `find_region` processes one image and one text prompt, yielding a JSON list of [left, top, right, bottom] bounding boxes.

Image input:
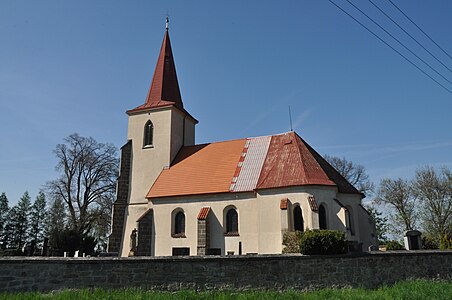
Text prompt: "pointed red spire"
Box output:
[[145, 30, 183, 109], [128, 21, 184, 113]]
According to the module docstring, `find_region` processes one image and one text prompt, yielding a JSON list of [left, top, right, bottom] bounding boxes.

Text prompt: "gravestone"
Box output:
[[42, 237, 49, 256], [404, 230, 422, 250], [368, 244, 379, 251]]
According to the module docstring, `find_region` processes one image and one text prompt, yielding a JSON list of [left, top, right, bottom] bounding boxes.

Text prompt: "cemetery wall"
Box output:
[[1, 251, 451, 292]]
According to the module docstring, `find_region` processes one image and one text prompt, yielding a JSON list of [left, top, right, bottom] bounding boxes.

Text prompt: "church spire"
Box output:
[[130, 17, 184, 113], [145, 18, 183, 109]]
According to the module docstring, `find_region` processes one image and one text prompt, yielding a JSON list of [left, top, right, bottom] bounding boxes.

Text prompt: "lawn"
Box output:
[[1, 280, 451, 300]]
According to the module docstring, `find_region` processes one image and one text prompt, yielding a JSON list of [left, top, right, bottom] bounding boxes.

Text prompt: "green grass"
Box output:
[[1, 280, 451, 300]]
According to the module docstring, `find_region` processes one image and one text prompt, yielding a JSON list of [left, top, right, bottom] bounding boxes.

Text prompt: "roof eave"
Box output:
[[126, 104, 199, 124], [147, 189, 254, 200]]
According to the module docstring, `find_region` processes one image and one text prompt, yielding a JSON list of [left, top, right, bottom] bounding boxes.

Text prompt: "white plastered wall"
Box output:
[[357, 205, 378, 249], [147, 185, 373, 256]]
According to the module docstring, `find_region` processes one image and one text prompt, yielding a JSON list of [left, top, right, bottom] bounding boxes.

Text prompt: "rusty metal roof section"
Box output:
[[256, 132, 361, 195], [197, 207, 211, 220], [147, 131, 362, 199], [257, 132, 336, 189], [298, 133, 362, 195], [128, 29, 186, 115], [232, 135, 271, 192]]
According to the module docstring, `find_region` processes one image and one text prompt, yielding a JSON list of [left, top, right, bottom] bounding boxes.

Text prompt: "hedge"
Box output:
[[299, 229, 347, 255]]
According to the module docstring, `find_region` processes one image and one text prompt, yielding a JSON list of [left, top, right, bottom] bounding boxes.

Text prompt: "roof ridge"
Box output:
[[195, 131, 294, 146], [247, 131, 293, 140]]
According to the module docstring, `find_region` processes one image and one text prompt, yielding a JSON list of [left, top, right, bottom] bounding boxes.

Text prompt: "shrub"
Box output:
[[282, 231, 303, 253], [422, 235, 439, 249], [439, 234, 452, 250], [299, 230, 347, 255], [386, 240, 405, 250]]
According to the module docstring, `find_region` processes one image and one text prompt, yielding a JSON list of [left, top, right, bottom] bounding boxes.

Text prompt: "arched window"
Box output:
[[143, 120, 154, 147], [346, 206, 355, 236], [225, 208, 238, 235], [174, 211, 185, 237], [293, 205, 304, 232], [319, 204, 327, 230]]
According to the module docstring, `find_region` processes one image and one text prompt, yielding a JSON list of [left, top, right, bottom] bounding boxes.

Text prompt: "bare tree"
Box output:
[[46, 134, 118, 237], [376, 178, 416, 232], [412, 166, 452, 240], [324, 155, 375, 195]]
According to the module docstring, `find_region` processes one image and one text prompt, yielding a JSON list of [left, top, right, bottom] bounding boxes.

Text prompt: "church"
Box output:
[[108, 21, 377, 257]]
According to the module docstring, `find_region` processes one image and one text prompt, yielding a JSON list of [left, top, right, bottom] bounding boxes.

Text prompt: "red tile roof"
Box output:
[[280, 198, 289, 210], [308, 195, 319, 212], [197, 207, 211, 220], [147, 132, 362, 199], [147, 139, 247, 198]]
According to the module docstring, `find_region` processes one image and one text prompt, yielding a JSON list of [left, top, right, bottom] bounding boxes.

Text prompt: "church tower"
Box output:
[[108, 19, 197, 256]]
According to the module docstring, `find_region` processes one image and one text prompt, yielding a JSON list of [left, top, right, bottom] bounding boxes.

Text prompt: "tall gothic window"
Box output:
[[319, 204, 327, 230], [225, 208, 238, 235], [346, 206, 355, 236], [293, 205, 304, 232], [174, 211, 185, 237], [143, 120, 154, 147]]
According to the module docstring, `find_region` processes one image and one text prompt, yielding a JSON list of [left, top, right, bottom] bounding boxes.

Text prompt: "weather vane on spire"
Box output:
[[165, 15, 169, 31]]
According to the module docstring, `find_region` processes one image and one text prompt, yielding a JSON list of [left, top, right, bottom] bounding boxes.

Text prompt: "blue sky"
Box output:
[[1, 0, 451, 205]]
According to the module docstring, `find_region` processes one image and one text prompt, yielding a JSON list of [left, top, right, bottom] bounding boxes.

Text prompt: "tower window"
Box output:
[[143, 120, 154, 147], [225, 208, 238, 235]]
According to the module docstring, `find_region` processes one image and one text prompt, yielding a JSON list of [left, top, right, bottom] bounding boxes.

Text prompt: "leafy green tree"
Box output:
[[3, 206, 19, 249], [30, 192, 47, 248], [366, 206, 389, 244], [10, 192, 32, 249], [412, 166, 452, 241], [45, 196, 67, 253], [0, 193, 9, 249]]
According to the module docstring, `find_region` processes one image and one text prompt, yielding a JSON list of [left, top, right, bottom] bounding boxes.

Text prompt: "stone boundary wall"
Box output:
[[1, 251, 451, 292]]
